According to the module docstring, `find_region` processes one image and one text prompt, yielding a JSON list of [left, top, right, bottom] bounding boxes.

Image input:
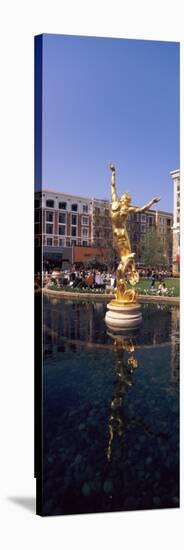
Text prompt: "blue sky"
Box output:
[[41, 34, 179, 211]]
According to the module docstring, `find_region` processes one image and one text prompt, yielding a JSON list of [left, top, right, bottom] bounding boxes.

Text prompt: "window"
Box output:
[[34, 199, 40, 208], [141, 224, 146, 232], [46, 224, 53, 234], [105, 209, 109, 216], [66, 239, 70, 246], [46, 199, 54, 208], [177, 185, 180, 191], [177, 217, 180, 223], [59, 202, 66, 210], [177, 201, 180, 207], [82, 216, 88, 225], [83, 241, 88, 246], [71, 239, 76, 245], [83, 204, 88, 213], [59, 213, 66, 224], [71, 203, 78, 212], [59, 225, 65, 235], [47, 238, 52, 246], [71, 226, 76, 237], [82, 228, 88, 237], [71, 214, 77, 225], [59, 239, 64, 247], [46, 211, 53, 222], [141, 215, 146, 222], [95, 207, 100, 215]]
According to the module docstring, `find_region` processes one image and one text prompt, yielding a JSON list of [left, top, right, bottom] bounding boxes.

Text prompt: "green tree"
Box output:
[[141, 230, 169, 267]]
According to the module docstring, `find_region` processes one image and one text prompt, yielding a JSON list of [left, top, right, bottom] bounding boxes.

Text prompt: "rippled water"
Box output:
[[42, 296, 179, 516]]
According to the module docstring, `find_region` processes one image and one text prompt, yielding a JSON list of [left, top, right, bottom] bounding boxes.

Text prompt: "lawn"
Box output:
[[131, 277, 180, 297], [47, 277, 180, 298]]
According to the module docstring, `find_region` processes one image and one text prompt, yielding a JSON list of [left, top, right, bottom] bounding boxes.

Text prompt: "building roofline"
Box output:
[[92, 198, 109, 202], [170, 169, 180, 176], [155, 210, 173, 216], [36, 189, 109, 203], [35, 189, 172, 215], [37, 189, 93, 201]]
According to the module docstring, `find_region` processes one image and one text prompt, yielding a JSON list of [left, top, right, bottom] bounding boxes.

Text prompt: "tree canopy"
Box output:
[[141, 230, 170, 267]]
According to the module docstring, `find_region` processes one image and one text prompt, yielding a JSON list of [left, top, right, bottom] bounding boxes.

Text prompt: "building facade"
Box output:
[[35, 189, 173, 268], [35, 190, 93, 248], [91, 198, 112, 247], [127, 209, 156, 263], [127, 208, 173, 266], [170, 169, 180, 274], [155, 210, 173, 266]]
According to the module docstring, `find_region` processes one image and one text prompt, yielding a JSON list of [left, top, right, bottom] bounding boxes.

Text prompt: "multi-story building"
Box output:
[[127, 208, 173, 266], [35, 189, 173, 268], [155, 210, 173, 265], [36, 190, 93, 247], [127, 209, 156, 263], [170, 169, 180, 274], [35, 190, 114, 267], [35, 190, 94, 267], [91, 198, 112, 247]]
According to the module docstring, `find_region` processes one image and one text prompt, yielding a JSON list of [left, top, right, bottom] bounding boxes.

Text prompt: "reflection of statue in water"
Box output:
[[107, 333, 139, 462], [109, 163, 160, 304]]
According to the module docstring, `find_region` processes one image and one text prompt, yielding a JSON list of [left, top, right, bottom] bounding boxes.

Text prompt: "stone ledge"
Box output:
[[43, 287, 179, 305]]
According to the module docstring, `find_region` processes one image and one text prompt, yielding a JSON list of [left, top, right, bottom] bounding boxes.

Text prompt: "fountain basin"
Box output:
[[105, 302, 142, 328]]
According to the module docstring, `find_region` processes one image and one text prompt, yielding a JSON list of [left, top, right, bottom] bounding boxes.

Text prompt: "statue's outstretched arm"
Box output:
[[129, 197, 160, 214], [109, 163, 118, 203]]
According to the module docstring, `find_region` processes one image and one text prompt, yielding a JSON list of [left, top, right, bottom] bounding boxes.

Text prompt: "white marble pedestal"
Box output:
[[105, 302, 142, 328]]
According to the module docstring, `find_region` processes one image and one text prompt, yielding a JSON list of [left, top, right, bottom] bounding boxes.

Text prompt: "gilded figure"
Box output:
[[109, 163, 160, 303]]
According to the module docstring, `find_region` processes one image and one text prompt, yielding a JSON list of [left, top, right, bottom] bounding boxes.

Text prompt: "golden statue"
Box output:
[[109, 163, 160, 304]]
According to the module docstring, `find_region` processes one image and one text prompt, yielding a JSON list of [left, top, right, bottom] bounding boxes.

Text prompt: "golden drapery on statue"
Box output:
[[109, 163, 160, 305]]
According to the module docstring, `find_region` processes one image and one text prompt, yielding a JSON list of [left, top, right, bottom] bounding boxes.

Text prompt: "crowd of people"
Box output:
[[138, 267, 171, 280], [44, 268, 116, 290], [40, 265, 172, 295]]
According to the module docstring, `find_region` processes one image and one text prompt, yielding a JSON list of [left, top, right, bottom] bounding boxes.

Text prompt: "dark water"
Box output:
[[42, 296, 179, 516]]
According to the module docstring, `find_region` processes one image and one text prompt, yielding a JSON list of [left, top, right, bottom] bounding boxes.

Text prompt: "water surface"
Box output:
[[42, 296, 179, 515]]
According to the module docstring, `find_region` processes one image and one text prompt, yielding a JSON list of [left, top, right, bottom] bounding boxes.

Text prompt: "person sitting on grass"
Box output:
[[158, 282, 168, 295]]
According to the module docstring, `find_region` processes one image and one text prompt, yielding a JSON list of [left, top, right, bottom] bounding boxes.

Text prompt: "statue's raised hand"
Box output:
[[109, 162, 116, 173], [153, 197, 160, 204]]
